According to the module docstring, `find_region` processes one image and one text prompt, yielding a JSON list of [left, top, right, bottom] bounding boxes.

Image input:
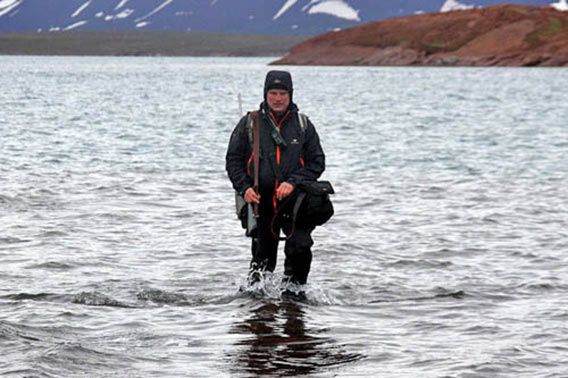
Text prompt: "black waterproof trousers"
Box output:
[[250, 188, 314, 285]]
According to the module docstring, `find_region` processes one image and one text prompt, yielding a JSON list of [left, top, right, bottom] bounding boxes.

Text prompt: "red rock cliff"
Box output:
[[272, 5, 568, 67]]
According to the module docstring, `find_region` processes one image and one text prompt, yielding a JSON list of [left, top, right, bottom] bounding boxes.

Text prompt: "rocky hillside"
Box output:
[[272, 5, 568, 66]]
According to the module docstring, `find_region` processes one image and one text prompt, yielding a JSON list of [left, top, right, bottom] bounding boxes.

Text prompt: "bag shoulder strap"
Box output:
[[298, 113, 308, 134], [245, 111, 257, 145], [292, 192, 307, 223]]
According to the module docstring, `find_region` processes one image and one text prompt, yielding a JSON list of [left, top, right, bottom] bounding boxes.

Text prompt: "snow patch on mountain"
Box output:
[[275, 0, 359, 21], [305, 0, 360, 21], [440, 0, 475, 12], [115, 0, 129, 11], [0, 0, 21, 17], [551, 0, 568, 11], [71, 1, 91, 18], [64, 20, 87, 31], [0, 0, 18, 9], [274, 0, 298, 20], [105, 8, 134, 21], [134, 0, 173, 22]]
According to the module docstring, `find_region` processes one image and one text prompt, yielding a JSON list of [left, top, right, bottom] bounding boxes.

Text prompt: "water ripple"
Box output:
[[1, 57, 567, 377]]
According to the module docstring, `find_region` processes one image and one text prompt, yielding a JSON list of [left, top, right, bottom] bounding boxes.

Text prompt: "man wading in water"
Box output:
[[226, 71, 326, 298]]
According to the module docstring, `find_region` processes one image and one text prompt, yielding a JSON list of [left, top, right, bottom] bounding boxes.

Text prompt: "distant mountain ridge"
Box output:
[[1, 0, 567, 35]]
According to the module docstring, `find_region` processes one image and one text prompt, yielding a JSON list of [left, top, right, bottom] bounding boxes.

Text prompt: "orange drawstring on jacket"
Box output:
[[269, 110, 290, 210]]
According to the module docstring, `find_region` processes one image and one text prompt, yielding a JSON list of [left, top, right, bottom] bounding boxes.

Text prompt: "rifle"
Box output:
[[235, 94, 259, 237]]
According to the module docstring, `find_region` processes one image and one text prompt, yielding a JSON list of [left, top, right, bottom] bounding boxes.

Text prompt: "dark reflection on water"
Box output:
[[229, 301, 363, 376]]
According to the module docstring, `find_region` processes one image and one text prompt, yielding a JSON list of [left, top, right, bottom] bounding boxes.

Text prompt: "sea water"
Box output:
[[1, 56, 568, 377]]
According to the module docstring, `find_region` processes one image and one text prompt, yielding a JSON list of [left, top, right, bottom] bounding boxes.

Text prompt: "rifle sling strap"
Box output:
[[252, 111, 260, 216]]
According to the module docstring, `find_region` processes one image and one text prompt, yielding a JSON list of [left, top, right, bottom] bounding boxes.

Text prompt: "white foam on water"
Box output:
[[234, 271, 340, 305]]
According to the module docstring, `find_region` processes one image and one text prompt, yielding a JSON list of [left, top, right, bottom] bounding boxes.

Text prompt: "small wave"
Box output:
[[516, 282, 565, 293], [38, 342, 136, 375], [525, 283, 555, 291], [550, 310, 568, 320], [0, 236, 31, 245], [0, 194, 29, 208], [420, 185, 446, 194], [482, 215, 501, 223], [25, 261, 75, 270], [511, 251, 539, 258], [462, 324, 503, 335], [0, 367, 46, 377], [72, 291, 132, 308], [93, 212, 137, 221], [303, 285, 342, 306], [39, 230, 69, 238], [433, 290, 466, 299], [0, 194, 15, 203], [369, 290, 466, 304], [1, 292, 60, 301], [389, 258, 453, 268], [0, 321, 41, 342], [35, 188, 57, 195], [133, 200, 181, 209], [422, 247, 456, 258], [136, 288, 191, 304]]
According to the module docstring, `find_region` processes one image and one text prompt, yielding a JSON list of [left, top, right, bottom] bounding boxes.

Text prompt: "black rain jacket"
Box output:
[[226, 102, 325, 196]]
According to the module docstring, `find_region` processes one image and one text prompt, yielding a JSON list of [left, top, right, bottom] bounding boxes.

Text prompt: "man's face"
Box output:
[[266, 89, 290, 114]]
